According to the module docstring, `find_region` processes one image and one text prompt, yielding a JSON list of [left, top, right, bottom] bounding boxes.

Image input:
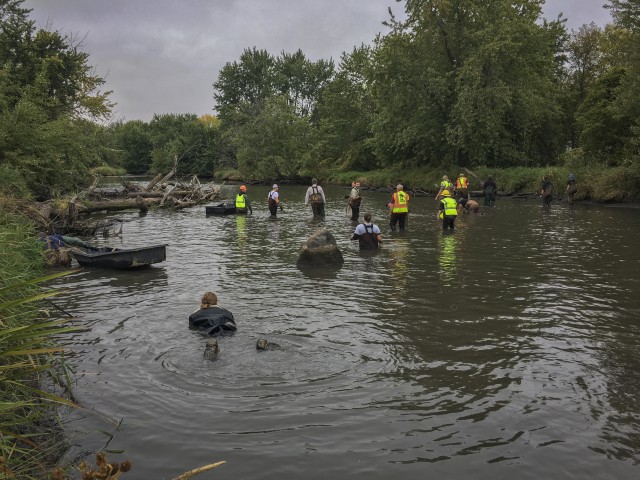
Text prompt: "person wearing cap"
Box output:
[[235, 184, 252, 214], [436, 175, 453, 200], [455, 172, 469, 200], [348, 181, 362, 221], [438, 189, 458, 230], [305, 178, 326, 217], [389, 184, 410, 232], [268, 184, 280, 216]]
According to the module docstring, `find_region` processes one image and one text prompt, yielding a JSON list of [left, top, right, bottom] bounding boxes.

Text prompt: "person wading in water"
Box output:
[[351, 213, 382, 250]]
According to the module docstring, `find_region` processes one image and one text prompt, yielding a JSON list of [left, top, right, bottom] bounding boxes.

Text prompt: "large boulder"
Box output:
[[297, 228, 344, 267]]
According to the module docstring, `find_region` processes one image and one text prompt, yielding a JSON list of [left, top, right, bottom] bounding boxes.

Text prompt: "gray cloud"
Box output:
[[23, 0, 611, 122]]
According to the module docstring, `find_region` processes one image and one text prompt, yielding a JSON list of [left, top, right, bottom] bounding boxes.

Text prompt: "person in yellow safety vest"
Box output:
[[389, 184, 410, 232], [235, 185, 252, 214], [438, 189, 458, 230], [436, 175, 453, 200], [455, 173, 469, 200]]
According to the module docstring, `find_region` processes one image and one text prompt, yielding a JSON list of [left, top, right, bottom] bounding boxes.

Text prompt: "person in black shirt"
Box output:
[[482, 176, 497, 207]]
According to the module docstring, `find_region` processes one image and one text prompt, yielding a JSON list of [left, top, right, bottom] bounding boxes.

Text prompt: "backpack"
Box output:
[[309, 186, 323, 205]]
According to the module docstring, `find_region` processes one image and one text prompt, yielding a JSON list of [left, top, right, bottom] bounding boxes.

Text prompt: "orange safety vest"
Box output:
[[456, 176, 468, 189], [391, 191, 409, 213]]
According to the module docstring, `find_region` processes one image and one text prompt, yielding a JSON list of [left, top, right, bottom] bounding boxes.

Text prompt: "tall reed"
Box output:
[[1, 200, 77, 479]]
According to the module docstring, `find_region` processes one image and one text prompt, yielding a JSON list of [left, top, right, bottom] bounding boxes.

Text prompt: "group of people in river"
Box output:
[[192, 172, 579, 353], [231, 172, 578, 251]]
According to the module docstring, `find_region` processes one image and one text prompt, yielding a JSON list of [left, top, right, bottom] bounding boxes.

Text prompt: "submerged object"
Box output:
[[70, 244, 166, 269], [204, 338, 220, 360], [256, 338, 281, 351], [205, 201, 236, 215]]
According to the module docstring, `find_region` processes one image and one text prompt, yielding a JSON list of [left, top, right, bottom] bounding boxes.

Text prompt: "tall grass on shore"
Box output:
[[1, 202, 78, 479]]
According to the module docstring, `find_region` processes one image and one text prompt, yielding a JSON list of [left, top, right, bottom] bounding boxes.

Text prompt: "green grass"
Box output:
[[1, 199, 79, 479], [90, 165, 127, 176]]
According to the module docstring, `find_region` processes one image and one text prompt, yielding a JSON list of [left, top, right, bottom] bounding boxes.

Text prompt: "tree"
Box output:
[[275, 49, 334, 118], [560, 23, 605, 149], [0, 0, 114, 197], [213, 47, 278, 126], [311, 45, 376, 170], [576, 66, 631, 161], [117, 120, 153, 174], [370, 0, 565, 168], [232, 96, 313, 179]]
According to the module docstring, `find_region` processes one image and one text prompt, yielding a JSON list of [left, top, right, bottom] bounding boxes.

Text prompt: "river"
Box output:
[[54, 184, 640, 479]]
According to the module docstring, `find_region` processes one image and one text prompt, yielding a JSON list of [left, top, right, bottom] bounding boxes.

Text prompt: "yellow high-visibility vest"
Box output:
[[441, 197, 458, 217], [391, 191, 409, 213]]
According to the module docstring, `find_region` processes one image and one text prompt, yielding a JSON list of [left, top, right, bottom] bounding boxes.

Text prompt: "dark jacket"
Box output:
[[189, 306, 237, 336]]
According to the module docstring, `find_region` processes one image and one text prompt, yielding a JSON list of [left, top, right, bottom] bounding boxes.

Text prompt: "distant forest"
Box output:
[[1, 0, 639, 198]]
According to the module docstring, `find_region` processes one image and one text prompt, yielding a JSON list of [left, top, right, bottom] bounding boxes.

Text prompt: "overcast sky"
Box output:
[[23, 0, 612, 122]]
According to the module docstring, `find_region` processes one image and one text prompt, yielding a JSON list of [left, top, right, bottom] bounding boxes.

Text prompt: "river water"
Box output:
[[54, 184, 640, 479]]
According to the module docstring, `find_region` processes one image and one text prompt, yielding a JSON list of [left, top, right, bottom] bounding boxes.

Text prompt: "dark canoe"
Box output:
[[205, 201, 236, 215], [70, 244, 167, 269]]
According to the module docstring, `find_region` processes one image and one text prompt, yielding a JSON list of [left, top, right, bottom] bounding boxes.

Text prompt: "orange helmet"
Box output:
[[239, 185, 247, 192]]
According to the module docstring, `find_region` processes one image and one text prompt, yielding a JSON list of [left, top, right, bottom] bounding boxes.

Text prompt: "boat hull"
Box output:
[[205, 202, 236, 215], [71, 244, 167, 269]]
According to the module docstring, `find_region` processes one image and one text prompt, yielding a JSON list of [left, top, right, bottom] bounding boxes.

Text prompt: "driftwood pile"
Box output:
[[27, 163, 224, 237]]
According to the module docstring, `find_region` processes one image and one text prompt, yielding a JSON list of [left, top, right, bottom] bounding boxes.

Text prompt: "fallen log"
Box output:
[[127, 190, 192, 199], [144, 172, 164, 192], [75, 198, 162, 213]]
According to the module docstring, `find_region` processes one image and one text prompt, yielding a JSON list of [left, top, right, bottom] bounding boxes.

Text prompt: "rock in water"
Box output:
[[296, 228, 344, 267], [256, 338, 281, 350], [203, 338, 219, 360]]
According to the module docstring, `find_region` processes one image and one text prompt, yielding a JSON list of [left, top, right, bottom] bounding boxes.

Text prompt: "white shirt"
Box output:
[[268, 190, 279, 202], [354, 223, 381, 236], [305, 185, 326, 205]]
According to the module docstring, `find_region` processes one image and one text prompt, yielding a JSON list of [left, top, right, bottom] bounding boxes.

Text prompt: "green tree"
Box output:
[[232, 95, 313, 179], [118, 120, 153, 174], [311, 45, 376, 170], [276, 49, 334, 118], [0, 0, 114, 197], [371, 0, 565, 168], [213, 47, 277, 126], [560, 23, 605, 149]]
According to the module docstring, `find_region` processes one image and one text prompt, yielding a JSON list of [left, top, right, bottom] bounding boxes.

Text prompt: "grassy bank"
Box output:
[[215, 165, 640, 203], [0, 197, 76, 479]]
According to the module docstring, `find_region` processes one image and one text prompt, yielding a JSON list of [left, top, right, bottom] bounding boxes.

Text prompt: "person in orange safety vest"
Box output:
[[455, 173, 469, 200], [388, 184, 410, 232]]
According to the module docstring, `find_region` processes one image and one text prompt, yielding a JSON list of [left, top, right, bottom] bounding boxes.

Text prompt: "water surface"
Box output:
[[56, 185, 640, 479]]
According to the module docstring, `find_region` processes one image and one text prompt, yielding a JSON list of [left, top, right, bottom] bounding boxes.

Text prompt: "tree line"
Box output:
[[1, 0, 639, 200]]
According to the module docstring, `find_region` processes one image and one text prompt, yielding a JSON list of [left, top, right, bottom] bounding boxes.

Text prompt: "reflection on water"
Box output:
[[437, 233, 457, 286], [53, 187, 640, 479]]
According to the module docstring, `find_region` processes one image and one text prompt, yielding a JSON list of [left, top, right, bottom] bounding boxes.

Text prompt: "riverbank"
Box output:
[[214, 164, 640, 203], [0, 197, 73, 478]]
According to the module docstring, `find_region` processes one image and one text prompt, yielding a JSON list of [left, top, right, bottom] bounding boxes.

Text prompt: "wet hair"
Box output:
[[200, 291, 218, 309], [364, 213, 372, 222]]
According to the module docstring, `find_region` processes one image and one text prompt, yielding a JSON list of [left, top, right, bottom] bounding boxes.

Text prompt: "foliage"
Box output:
[[0, 0, 114, 199], [90, 165, 126, 176], [0, 205, 79, 479], [232, 96, 313, 180], [311, 46, 377, 171]]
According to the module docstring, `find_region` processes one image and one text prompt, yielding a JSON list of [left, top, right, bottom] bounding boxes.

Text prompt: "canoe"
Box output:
[[70, 244, 167, 269], [205, 201, 236, 215]]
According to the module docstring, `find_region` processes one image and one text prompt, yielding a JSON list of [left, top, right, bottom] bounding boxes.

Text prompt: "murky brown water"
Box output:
[[55, 184, 640, 479]]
